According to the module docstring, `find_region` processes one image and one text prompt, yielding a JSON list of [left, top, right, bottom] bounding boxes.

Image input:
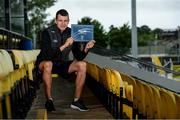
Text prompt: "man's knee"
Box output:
[[77, 61, 87, 72], [42, 61, 53, 73]]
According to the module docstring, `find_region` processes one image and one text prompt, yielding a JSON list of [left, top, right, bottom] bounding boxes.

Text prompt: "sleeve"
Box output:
[[72, 42, 88, 61], [40, 30, 62, 60]]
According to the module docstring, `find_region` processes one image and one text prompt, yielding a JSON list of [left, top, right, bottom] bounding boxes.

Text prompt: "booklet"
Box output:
[[71, 24, 94, 42]]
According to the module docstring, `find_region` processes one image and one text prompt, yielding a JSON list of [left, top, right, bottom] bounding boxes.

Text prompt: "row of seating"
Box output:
[[86, 62, 133, 119], [0, 49, 40, 119], [86, 62, 180, 119]]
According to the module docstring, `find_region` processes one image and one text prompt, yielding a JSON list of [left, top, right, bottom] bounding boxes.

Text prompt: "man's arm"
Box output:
[[72, 40, 96, 61], [59, 37, 74, 51], [40, 30, 54, 59], [84, 40, 96, 53]]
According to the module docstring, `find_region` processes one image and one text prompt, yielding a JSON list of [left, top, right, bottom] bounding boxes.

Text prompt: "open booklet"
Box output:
[[71, 24, 94, 42]]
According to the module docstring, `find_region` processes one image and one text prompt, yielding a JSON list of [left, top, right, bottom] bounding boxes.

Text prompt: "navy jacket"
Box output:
[[36, 25, 88, 65]]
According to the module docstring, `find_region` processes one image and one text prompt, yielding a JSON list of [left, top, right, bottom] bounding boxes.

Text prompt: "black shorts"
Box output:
[[52, 60, 72, 74], [52, 60, 73, 78], [35, 60, 73, 79]]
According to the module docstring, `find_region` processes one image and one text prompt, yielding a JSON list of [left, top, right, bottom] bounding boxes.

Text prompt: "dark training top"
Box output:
[[36, 24, 88, 65]]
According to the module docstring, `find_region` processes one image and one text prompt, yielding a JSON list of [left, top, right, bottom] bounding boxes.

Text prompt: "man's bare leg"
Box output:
[[39, 61, 53, 100], [69, 60, 89, 111], [68, 60, 87, 99], [39, 61, 56, 112]]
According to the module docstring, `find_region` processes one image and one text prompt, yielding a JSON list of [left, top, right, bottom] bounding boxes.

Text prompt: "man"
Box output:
[[36, 9, 95, 112]]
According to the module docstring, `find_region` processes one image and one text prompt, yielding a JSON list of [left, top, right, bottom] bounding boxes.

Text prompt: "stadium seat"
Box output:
[[151, 55, 165, 75], [123, 81, 133, 119], [98, 68, 107, 88], [142, 83, 154, 118], [159, 88, 177, 118], [0, 80, 3, 118], [86, 62, 99, 81], [150, 85, 162, 118], [174, 93, 180, 118], [109, 69, 124, 97], [135, 80, 146, 116], [120, 73, 138, 109]]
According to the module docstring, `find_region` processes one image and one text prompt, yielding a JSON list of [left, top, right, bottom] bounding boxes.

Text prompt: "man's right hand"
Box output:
[[60, 37, 74, 51], [64, 37, 74, 47]]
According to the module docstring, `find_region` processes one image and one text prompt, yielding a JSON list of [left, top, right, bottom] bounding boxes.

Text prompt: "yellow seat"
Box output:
[[86, 62, 99, 81], [98, 68, 107, 88], [159, 89, 177, 119], [109, 69, 124, 97], [0, 50, 14, 72], [12, 50, 35, 81], [135, 80, 146, 116], [109, 69, 133, 119], [150, 85, 161, 118], [0, 75, 12, 119], [0, 64, 13, 119], [0, 51, 11, 76], [120, 73, 138, 109], [123, 81, 133, 119], [174, 93, 180, 118], [151, 55, 165, 75], [0, 80, 3, 119], [104, 68, 113, 92], [36, 109, 47, 120], [11, 50, 24, 68], [0, 50, 28, 119], [142, 83, 154, 118]]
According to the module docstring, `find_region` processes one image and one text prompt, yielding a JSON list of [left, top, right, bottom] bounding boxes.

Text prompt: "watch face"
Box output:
[[71, 24, 94, 42]]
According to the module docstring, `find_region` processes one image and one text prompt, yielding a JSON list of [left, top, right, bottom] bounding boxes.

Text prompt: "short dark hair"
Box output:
[[56, 9, 69, 19]]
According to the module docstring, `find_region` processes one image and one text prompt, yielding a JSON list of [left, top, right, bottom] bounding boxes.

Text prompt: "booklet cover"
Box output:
[[71, 24, 94, 42]]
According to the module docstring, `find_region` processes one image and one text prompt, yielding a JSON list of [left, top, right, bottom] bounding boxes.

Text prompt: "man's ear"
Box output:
[[55, 19, 57, 24]]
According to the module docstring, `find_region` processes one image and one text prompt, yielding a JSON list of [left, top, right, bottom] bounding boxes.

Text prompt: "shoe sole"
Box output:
[[70, 104, 89, 112]]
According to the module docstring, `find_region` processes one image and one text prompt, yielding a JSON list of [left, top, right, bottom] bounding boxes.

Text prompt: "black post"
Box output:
[[119, 87, 123, 118], [24, 0, 28, 36], [4, 0, 11, 30]]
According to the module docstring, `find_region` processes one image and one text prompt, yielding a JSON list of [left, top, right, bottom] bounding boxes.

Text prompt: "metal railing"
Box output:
[[0, 28, 31, 49], [91, 45, 180, 78]]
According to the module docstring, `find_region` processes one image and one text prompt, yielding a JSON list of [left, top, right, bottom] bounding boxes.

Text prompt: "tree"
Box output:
[[108, 23, 131, 54], [152, 28, 163, 39], [108, 26, 121, 48], [78, 17, 108, 47], [138, 25, 151, 34], [138, 25, 155, 46], [27, 0, 57, 38]]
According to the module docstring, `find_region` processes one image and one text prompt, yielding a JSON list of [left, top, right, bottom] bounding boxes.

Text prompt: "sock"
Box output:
[[74, 98, 79, 102], [48, 97, 53, 101]]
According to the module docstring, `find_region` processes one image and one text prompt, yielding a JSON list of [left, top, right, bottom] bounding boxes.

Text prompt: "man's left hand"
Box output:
[[84, 40, 96, 53]]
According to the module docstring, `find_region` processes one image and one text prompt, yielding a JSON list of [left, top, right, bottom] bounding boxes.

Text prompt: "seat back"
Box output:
[[151, 55, 165, 74]]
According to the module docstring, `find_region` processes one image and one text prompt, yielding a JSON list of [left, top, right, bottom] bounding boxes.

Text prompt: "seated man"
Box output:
[[35, 9, 95, 112]]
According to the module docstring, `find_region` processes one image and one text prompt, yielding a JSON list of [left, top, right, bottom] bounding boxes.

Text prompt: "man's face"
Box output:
[[55, 14, 69, 31]]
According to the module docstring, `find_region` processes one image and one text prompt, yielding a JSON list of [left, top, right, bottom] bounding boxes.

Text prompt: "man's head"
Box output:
[[55, 9, 69, 31]]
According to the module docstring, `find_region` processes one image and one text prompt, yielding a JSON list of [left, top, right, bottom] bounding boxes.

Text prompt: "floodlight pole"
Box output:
[[131, 0, 138, 58]]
